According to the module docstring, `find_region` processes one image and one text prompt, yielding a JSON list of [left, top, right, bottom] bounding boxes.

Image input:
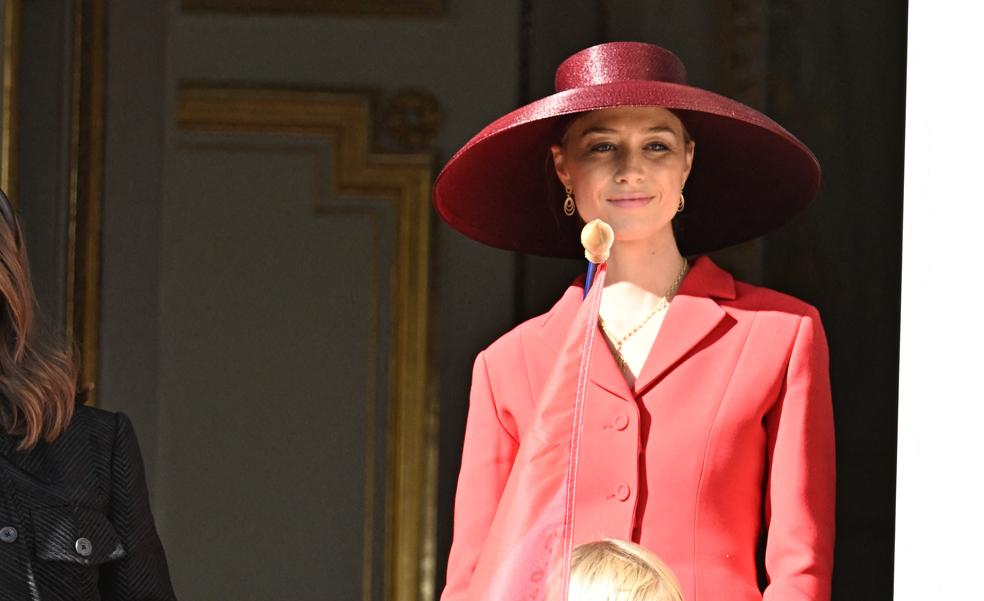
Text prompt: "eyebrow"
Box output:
[[578, 125, 679, 138]]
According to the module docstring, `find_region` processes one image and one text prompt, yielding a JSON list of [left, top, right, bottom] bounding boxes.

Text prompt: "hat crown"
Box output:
[[554, 42, 688, 92]]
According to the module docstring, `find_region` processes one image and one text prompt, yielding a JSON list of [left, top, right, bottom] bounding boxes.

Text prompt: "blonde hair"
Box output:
[[568, 539, 684, 601]]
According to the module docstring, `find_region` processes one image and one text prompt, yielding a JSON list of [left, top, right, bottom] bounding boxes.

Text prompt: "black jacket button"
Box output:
[[0, 526, 17, 543], [75, 537, 93, 557]]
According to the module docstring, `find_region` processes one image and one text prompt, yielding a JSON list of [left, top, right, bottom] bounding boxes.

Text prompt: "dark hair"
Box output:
[[0, 189, 78, 450]]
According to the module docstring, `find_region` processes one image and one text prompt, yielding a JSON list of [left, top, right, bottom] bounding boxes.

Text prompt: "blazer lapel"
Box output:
[[632, 256, 736, 396], [589, 322, 636, 401], [534, 257, 736, 401], [0, 397, 69, 483], [536, 275, 636, 402], [0, 434, 55, 482]]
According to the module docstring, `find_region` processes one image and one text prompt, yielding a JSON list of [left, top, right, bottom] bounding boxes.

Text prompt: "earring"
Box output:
[[677, 192, 686, 213], [563, 188, 576, 216]]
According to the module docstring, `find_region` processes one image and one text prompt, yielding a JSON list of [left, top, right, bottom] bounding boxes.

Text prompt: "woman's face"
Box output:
[[551, 106, 694, 245]]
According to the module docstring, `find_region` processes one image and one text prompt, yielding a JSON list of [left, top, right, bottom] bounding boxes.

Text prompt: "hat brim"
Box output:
[[434, 81, 821, 258]]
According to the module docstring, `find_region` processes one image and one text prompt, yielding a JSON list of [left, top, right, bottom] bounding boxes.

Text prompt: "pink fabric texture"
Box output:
[[463, 266, 607, 601], [442, 257, 835, 601]]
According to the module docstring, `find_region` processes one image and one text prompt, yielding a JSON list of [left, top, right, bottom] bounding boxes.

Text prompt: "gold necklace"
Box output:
[[598, 259, 689, 370]]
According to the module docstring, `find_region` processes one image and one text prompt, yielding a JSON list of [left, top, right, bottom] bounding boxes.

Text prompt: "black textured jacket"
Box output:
[[0, 404, 176, 600]]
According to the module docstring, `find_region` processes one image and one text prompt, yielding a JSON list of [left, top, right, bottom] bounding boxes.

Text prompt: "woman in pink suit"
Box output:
[[433, 42, 834, 601]]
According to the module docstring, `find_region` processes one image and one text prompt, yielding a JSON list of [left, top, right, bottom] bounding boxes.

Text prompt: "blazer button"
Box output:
[[612, 414, 630, 430], [75, 537, 93, 557], [615, 484, 631, 501], [0, 526, 17, 543]]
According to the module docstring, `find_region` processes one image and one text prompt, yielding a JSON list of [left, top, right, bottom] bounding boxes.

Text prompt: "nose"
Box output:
[[614, 149, 645, 184]]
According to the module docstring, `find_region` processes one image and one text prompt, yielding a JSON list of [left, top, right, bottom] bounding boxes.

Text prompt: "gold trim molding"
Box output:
[[181, 0, 444, 17], [1, 0, 20, 200], [382, 89, 443, 151], [176, 86, 435, 601], [65, 0, 106, 403]]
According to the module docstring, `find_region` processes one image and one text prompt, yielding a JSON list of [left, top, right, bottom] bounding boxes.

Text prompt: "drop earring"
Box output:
[[563, 188, 576, 216]]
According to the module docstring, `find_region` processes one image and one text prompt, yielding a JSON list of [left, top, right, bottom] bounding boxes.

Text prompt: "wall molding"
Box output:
[[1, 0, 19, 201], [176, 86, 436, 601], [65, 0, 106, 401], [181, 0, 444, 18]]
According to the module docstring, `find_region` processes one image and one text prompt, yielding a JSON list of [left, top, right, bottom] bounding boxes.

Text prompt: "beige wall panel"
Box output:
[[168, 9, 522, 596], [160, 134, 392, 600], [171, 5, 523, 391], [175, 5, 517, 152]]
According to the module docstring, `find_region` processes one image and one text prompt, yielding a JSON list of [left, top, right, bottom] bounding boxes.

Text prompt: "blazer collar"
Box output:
[[0, 432, 56, 483], [537, 256, 736, 400]]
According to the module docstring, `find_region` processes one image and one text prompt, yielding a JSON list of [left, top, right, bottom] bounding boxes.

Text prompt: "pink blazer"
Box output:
[[442, 257, 835, 601]]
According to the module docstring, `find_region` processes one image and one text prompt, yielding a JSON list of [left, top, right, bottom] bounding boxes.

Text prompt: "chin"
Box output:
[[609, 219, 675, 245], [611, 225, 657, 242]]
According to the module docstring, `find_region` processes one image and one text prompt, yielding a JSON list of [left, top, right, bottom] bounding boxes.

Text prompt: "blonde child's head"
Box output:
[[568, 539, 684, 601]]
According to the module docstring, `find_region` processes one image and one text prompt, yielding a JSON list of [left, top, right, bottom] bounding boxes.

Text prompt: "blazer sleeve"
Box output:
[[762, 308, 836, 601], [99, 413, 177, 601], [441, 351, 520, 601]]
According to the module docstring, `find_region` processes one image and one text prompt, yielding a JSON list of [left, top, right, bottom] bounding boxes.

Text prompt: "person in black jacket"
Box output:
[[0, 188, 176, 600]]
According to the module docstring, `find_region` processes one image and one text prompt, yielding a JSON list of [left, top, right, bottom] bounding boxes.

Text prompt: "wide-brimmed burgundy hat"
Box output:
[[433, 42, 821, 257]]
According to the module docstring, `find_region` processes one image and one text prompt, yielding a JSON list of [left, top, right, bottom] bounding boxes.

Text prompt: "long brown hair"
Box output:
[[0, 190, 78, 450]]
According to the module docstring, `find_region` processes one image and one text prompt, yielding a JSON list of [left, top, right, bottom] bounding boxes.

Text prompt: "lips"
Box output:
[[607, 195, 654, 208]]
